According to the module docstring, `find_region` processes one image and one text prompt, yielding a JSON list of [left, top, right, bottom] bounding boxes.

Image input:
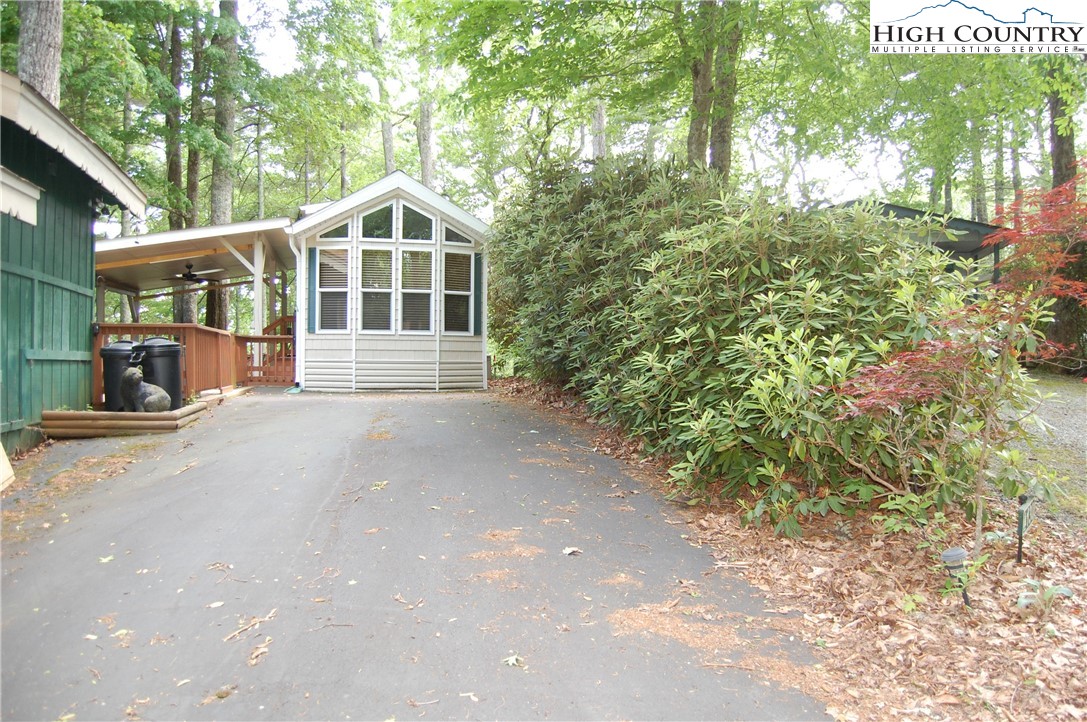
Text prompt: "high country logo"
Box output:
[[870, 0, 1087, 54]]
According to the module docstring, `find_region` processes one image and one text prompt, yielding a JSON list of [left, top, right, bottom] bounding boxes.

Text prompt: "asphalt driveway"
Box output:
[[2, 389, 829, 721]]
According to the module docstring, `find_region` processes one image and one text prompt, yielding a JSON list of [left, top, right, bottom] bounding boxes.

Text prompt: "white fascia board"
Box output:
[[96, 217, 292, 253], [0, 165, 42, 226], [1, 72, 146, 217], [290, 171, 490, 239]]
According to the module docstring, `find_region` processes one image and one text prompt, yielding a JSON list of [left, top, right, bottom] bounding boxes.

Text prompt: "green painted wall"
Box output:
[[2, 118, 99, 455]]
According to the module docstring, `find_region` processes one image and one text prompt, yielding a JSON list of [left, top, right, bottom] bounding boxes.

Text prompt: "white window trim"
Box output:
[[357, 245, 395, 335], [315, 245, 352, 333], [442, 251, 474, 336], [398, 248, 435, 335]]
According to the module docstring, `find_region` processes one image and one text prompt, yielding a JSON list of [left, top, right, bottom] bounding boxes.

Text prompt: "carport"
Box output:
[[91, 218, 299, 405]]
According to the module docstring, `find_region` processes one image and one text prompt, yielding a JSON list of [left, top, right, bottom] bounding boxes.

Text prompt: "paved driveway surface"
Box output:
[[2, 390, 828, 721]]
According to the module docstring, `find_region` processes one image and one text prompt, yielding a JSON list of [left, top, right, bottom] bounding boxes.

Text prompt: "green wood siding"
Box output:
[[2, 119, 99, 454]]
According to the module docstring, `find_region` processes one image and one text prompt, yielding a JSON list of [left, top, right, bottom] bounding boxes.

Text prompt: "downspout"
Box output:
[[481, 245, 488, 390], [435, 241, 441, 392], [351, 224, 358, 392], [288, 228, 304, 389]]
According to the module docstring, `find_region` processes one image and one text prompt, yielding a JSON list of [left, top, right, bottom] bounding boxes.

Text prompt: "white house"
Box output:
[[290, 171, 489, 391]]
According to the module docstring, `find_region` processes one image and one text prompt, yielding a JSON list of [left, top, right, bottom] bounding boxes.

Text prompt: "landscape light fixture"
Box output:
[[940, 546, 971, 607]]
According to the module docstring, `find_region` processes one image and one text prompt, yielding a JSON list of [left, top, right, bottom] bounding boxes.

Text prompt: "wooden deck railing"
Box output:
[[234, 335, 294, 386], [263, 314, 295, 336], [92, 322, 294, 408]]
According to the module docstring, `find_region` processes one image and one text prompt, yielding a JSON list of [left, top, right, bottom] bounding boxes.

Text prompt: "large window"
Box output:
[[317, 249, 349, 331], [402, 204, 434, 240], [359, 249, 393, 331], [362, 204, 393, 239], [400, 250, 432, 332], [443, 252, 472, 333]]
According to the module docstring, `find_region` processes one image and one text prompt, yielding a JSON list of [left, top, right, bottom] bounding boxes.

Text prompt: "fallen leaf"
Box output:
[[502, 653, 524, 667], [99, 555, 114, 564], [206, 601, 224, 609], [370, 480, 388, 491], [177, 679, 191, 687], [563, 547, 582, 556], [364, 527, 384, 535]]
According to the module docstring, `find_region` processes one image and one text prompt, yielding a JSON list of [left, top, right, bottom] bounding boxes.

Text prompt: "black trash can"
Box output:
[[131, 337, 183, 411], [99, 339, 136, 412]]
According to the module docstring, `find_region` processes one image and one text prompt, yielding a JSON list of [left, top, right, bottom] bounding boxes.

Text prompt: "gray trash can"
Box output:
[[99, 339, 135, 412], [131, 337, 183, 411]]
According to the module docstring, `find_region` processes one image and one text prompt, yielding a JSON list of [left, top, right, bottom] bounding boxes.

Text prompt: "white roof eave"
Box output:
[[289, 171, 490, 240], [1, 71, 146, 216]]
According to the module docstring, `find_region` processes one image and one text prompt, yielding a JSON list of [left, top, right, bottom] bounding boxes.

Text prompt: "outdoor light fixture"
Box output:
[[941, 546, 971, 607]]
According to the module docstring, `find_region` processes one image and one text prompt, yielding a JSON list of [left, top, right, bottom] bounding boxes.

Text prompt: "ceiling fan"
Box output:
[[164, 262, 225, 284]]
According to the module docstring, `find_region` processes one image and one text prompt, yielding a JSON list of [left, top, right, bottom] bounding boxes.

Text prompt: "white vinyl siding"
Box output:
[[300, 181, 487, 391], [443, 252, 472, 334]]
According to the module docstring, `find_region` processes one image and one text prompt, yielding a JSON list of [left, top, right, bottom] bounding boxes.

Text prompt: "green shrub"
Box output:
[[489, 159, 1033, 535]]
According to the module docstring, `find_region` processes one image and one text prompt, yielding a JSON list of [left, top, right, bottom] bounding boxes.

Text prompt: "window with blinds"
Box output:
[[443, 252, 472, 333], [318, 249, 349, 331], [360, 249, 393, 331], [400, 250, 432, 332]]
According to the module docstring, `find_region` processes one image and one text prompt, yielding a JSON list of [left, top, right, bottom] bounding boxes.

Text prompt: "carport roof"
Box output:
[[95, 217, 293, 293]]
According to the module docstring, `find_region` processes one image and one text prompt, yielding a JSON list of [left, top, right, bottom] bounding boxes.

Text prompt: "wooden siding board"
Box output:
[[1, 122, 101, 454]]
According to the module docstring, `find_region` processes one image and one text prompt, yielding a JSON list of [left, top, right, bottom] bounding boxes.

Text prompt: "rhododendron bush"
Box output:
[[489, 160, 1083, 536]]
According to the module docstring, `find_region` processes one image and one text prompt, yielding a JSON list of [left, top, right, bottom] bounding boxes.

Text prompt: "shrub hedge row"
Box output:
[[488, 160, 1029, 535]]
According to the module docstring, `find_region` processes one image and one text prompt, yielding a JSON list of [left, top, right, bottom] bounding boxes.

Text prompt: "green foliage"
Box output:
[[1017, 579, 1074, 617], [490, 159, 1042, 535]]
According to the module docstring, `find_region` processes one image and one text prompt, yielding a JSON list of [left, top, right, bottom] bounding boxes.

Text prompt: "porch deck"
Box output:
[[91, 319, 294, 408]]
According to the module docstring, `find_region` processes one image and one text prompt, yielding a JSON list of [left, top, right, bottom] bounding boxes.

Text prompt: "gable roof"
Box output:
[[96, 217, 292, 292], [1, 71, 145, 215], [290, 170, 489, 239], [841, 200, 1003, 258]]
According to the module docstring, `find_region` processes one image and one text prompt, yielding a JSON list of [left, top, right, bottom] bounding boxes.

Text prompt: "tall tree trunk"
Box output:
[[928, 168, 940, 209], [970, 122, 987, 223], [370, 23, 395, 175], [210, 0, 237, 226], [1047, 65, 1078, 189], [303, 146, 311, 204], [591, 101, 607, 159], [675, 1, 717, 168], [166, 16, 185, 231], [1011, 140, 1022, 204], [1045, 60, 1084, 372], [121, 91, 134, 237], [709, 2, 743, 181], [943, 177, 953, 215], [186, 16, 207, 229], [17, 0, 63, 107], [206, 0, 239, 330], [993, 119, 1005, 218], [340, 120, 349, 198], [256, 118, 265, 219], [417, 99, 436, 189], [644, 123, 659, 162]]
